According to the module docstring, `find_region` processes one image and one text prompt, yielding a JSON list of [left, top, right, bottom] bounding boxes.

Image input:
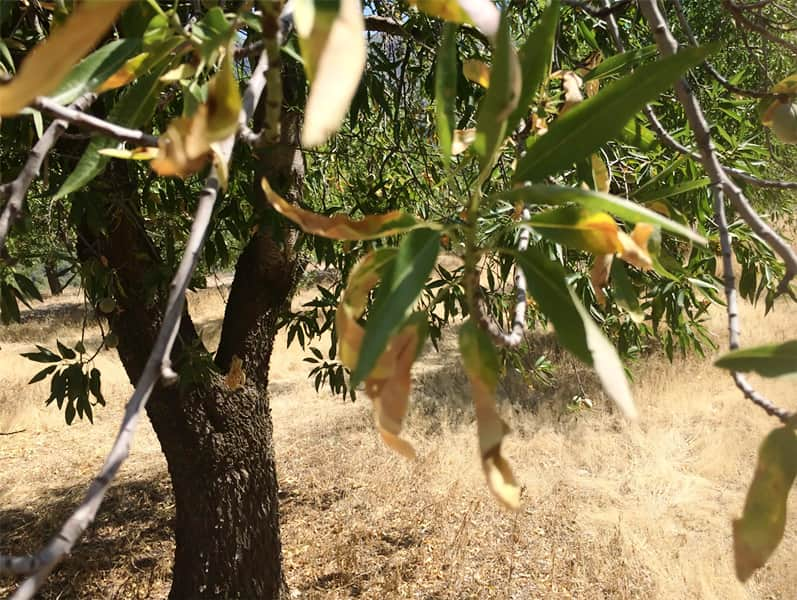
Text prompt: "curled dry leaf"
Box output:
[[463, 59, 490, 88], [336, 250, 424, 459], [96, 53, 151, 92], [151, 51, 241, 177], [224, 355, 246, 391], [261, 178, 432, 240], [559, 70, 583, 115], [617, 222, 654, 270], [0, 0, 131, 116], [590, 253, 614, 307], [452, 128, 477, 155], [298, 0, 366, 147], [459, 319, 520, 509]]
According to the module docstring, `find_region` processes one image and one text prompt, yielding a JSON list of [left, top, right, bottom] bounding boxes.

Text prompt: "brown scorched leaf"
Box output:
[[262, 178, 433, 240]]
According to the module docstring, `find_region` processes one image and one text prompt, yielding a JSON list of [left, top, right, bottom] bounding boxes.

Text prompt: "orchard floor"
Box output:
[[1, 282, 796, 599]]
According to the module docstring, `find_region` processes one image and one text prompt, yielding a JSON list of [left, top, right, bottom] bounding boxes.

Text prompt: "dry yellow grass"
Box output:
[[1, 283, 796, 598]]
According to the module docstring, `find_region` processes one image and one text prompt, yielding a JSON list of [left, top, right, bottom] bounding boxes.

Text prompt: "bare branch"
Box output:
[[0, 94, 95, 254], [0, 51, 270, 599], [671, 0, 780, 99], [472, 209, 531, 348], [638, 0, 794, 420], [33, 96, 159, 147], [724, 0, 797, 54]]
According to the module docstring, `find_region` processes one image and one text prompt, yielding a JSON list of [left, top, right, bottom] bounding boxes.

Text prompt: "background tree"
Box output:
[[0, 0, 795, 598]]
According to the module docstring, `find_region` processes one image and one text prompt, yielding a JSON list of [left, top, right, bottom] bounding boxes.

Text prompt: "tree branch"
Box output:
[[0, 51, 270, 599], [0, 94, 95, 254], [33, 96, 159, 147], [638, 0, 794, 421], [472, 209, 531, 348], [724, 0, 797, 54]]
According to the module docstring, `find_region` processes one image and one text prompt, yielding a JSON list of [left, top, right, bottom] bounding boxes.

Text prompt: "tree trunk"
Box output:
[[73, 56, 306, 598], [43, 259, 62, 296]]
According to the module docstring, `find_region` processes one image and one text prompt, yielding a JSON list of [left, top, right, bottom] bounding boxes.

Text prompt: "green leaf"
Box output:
[[715, 340, 797, 378], [512, 247, 636, 419], [498, 184, 706, 244], [529, 206, 621, 254], [12, 272, 42, 302], [733, 427, 797, 581], [513, 246, 590, 363], [610, 260, 644, 323], [49, 38, 142, 105], [459, 319, 501, 389], [513, 45, 714, 183], [619, 117, 658, 151], [568, 287, 636, 419], [65, 399, 76, 425], [0, 282, 19, 324], [352, 228, 440, 386], [192, 6, 233, 60], [54, 66, 165, 199], [507, 0, 559, 128], [57, 339, 77, 360], [582, 45, 658, 82], [435, 23, 458, 164], [89, 367, 105, 406], [632, 177, 711, 202], [29, 364, 57, 384], [474, 13, 520, 173]]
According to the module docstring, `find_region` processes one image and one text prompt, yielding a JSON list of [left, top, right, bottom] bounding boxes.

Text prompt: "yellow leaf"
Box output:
[[0, 0, 131, 116], [96, 52, 150, 92], [160, 63, 198, 83], [460, 320, 520, 510], [590, 154, 610, 193], [463, 59, 490, 88], [410, 0, 499, 38], [150, 52, 240, 178], [224, 355, 246, 390], [151, 110, 211, 177], [452, 128, 477, 155], [300, 0, 366, 147], [590, 254, 614, 307], [617, 223, 654, 270], [335, 250, 423, 459], [205, 51, 241, 142], [560, 71, 583, 115], [261, 178, 429, 240], [770, 72, 797, 97], [98, 146, 159, 160]]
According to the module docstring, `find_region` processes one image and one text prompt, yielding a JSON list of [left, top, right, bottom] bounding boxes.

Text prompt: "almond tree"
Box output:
[[0, 0, 796, 598]]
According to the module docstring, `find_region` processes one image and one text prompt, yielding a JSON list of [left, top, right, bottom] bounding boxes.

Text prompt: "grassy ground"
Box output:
[[1, 282, 796, 599]]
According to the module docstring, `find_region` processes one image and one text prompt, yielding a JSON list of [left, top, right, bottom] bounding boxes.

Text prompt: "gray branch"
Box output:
[[33, 96, 160, 147], [638, 0, 793, 421], [0, 51, 270, 599], [472, 209, 531, 348], [0, 94, 96, 254]]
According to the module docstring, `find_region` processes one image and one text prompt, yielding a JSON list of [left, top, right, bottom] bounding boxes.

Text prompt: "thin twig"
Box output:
[[724, 0, 797, 54], [0, 94, 95, 254], [472, 209, 531, 348], [638, 0, 793, 421], [0, 429, 26, 436], [0, 51, 270, 599], [33, 96, 159, 147]]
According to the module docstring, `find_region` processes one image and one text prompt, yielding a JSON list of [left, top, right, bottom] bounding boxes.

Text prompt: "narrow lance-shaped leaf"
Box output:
[[512, 246, 637, 419], [733, 428, 797, 582], [459, 319, 520, 509], [336, 250, 425, 458], [529, 206, 622, 255], [436, 23, 459, 164], [474, 12, 520, 173], [715, 340, 797, 378], [352, 228, 440, 386], [513, 45, 714, 183], [262, 178, 437, 240], [507, 0, 559, 129], [582, 45, 658, 82], [298, 0, 366, 147], [410, 0, 499, 39], [495, 184, 707, 245], [48, 38, 142, 105], [0, 0, 132, 115]]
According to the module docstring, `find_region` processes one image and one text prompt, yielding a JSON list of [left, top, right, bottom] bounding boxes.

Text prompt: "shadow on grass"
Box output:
[[0, 475, 175, 599]]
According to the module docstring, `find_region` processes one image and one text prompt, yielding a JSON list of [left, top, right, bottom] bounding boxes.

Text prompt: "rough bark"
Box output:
[[76, 101, 302, 596]]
